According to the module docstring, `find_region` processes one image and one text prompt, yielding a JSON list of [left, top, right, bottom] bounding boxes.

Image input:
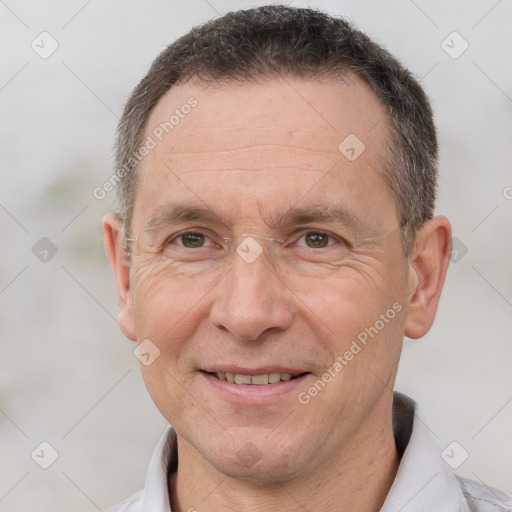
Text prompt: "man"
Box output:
[[103, 5, 512, 511]]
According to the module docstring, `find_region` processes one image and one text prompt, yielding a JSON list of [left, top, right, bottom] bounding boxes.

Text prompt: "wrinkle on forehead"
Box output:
[[156, 143, 342, 176], [167, 143, 341, 158]]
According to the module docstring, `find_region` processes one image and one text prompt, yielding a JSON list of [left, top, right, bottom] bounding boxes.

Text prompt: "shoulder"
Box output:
[[104, 490, 144, 512], [457, 475, 512, 511]]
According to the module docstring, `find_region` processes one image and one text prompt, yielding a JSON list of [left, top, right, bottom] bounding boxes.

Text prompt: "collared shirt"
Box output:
[[106, 392, 512, 511]]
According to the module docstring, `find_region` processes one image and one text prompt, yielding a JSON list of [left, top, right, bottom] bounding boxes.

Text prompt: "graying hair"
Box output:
[[114, 5, 437, 256]]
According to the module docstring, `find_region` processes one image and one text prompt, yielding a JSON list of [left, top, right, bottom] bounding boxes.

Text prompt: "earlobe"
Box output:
[[102, 213, 137, 341], [404, 216, 452, 339]]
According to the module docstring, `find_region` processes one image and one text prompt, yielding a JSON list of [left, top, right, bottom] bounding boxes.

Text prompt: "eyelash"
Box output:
[[165, 230, 342, 250]]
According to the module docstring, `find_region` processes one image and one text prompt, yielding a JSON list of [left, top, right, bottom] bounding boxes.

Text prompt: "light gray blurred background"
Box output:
[[1, 0, 511, 510]]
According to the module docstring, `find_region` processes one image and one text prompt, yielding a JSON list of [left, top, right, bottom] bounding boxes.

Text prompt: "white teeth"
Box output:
[[251, 374, 269, 385], [234, 374, 252, 385], [214, 372, 300, 385]]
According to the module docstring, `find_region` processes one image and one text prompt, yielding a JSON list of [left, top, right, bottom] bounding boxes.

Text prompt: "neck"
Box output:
[[169, 403, 399, 512]]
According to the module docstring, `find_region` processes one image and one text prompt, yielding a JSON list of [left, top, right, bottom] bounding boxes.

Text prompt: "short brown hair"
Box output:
[[114, 5, 437, 256]]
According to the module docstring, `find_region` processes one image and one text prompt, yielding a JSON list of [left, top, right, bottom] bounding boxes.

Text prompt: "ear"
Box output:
[[102, 213, 137, 341], [404, 216, 452, 339]]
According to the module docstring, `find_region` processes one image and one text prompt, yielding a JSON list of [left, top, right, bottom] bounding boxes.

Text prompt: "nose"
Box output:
[[209, 245, 294, 341]]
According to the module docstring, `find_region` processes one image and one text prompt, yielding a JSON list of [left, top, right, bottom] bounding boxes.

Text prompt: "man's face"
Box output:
[[121, 76, 414, 480]]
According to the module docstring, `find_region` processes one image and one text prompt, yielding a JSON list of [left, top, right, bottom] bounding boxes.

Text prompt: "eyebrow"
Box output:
[[144, 202, 238, 231], [273, 206, 364, 231], [143, 201, 366, 233]]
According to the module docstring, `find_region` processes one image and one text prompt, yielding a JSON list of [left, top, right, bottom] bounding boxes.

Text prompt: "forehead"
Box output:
[[144, 74, 388, 156], [133, 75, 396, 232]]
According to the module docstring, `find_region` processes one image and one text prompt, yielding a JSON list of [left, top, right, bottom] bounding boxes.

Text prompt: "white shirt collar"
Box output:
[[380, 392, 466, 511], [110, 392, 479, 511]]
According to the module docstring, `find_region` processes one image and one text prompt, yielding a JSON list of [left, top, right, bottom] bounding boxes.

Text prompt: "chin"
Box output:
[[202, 432, 313, 483]]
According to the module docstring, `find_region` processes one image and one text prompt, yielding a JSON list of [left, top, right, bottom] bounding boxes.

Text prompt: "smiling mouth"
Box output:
[[204, 371, 308, 385]]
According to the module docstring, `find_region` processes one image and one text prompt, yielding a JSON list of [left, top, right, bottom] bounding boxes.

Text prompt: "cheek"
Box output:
[[131, 256, 216, 318], [286, 261, 409, 389], [139, 361, 192, 425], [129, 259, 225, 366], [293, 259, 407, 337]]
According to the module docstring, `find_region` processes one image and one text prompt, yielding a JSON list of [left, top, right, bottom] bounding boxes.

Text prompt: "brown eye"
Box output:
[[179, 232, 206, 248], [304, 232, 330, 248]]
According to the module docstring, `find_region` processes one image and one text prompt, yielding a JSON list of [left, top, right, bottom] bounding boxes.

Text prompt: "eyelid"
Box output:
[[292, 230, 336, 247], [165, 229, 223, 248]]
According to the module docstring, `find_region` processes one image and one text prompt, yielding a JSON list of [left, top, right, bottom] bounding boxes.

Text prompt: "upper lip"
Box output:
[[202, 366, 308, 375]]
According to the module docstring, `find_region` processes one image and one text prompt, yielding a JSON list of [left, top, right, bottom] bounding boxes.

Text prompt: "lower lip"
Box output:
[[200, 371, 311, 404]]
